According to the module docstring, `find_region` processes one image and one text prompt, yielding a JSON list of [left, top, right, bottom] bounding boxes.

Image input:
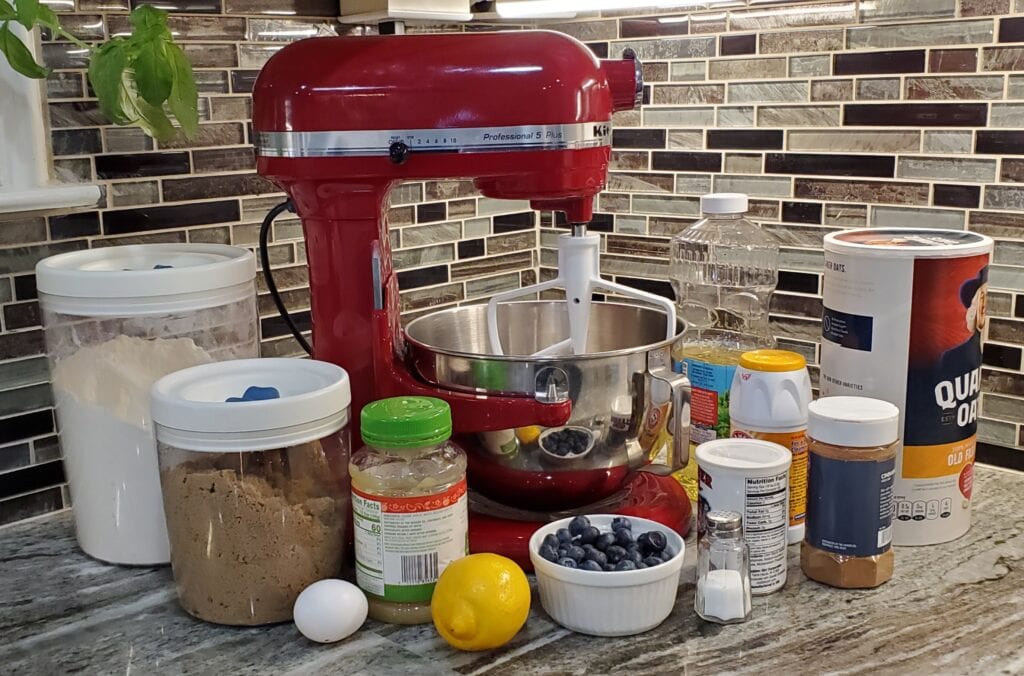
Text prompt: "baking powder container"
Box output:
[[696, 438, 792, 594], [729, 349, 812, 545], [36, 244, 258, 565], [151, 358, 351, 626], [820, 229, 993, 545]]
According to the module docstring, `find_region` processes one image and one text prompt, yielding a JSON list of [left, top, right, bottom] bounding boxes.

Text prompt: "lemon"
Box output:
[[431, 553, 530, 651], [515, 425, 542, 445]]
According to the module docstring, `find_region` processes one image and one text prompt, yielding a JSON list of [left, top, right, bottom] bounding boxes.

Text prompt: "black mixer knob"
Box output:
[[389, 141, 409, 164]]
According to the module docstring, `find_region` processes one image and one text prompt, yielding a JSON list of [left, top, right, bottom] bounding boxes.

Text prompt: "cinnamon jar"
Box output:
[[801, 396, 899, 589]]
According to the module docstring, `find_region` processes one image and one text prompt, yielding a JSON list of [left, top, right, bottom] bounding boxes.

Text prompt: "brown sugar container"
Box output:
[[151, 358, 352, 626], [802, 396, 899, 589]]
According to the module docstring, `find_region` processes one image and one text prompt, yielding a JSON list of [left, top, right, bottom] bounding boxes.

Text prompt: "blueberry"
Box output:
[[605, 545, 627, 564], [626, 549, 643, 565], [542, 534, 559, 550], [557, 547, 568, 559], [614, 528, 635, 547], [556, 528, 573, 544], [595, 533, 616, 551], [582, 543, 596, 554], [660, 548, 675, 561], [611, 517, 632, 531], [568, 516, 591, 536], [579, 560, 602, 572], [614, 560, 638, 571], [603, 564, 616, 571], [558, 557, 578, 569], [637, 530, 668, 553], [578, 526, 600, 546], [637, 562, 648, 569], [539, 544, 559, 562], [566, 545, 586, 563], [585, 549, 607, 567], [643, 556, 662, 567]]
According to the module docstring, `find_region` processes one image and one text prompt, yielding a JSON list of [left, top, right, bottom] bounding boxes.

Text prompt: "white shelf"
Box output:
[[0, 184, 102, 216]]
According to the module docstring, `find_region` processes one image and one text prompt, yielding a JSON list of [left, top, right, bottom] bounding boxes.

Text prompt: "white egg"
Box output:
[[293, 579, 368, 644]]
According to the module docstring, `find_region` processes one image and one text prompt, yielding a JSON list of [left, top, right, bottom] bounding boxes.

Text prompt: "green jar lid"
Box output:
[[360, 396, 452, 449]]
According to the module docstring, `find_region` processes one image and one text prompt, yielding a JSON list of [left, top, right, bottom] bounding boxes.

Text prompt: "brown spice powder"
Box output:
[[801, 437, 895, 589], [161, 442, 347, 625]]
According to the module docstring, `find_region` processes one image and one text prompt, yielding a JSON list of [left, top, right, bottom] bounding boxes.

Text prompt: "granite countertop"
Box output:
[[2, 465, 1023, 675]]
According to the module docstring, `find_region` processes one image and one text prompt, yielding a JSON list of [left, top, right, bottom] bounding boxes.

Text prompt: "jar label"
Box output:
[[698, 466, 789, 594], [731, 427, 808, 529], [806, 454, 895, 557], [352, 480, 469, 603], [683, 358, 736, 444]]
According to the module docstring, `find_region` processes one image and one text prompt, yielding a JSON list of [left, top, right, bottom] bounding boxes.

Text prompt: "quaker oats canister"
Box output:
[[819, 229, 993, 546]]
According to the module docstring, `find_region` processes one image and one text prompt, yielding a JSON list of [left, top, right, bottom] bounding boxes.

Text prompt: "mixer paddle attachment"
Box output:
[[487, 224, 677, 356]]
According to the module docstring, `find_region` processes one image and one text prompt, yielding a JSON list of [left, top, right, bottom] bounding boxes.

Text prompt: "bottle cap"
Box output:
[[739, 349, 806, 373], [700, 193, 748, 215], [808, 396, 900, 448], [361, 396, 452, 449], [705, 510, 742, 533]]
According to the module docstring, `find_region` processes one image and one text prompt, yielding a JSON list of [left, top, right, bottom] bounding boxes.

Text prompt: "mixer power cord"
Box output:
[[260, 200, 313, 355]]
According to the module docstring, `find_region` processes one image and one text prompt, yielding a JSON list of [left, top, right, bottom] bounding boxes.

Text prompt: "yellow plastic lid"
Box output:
[[739, 349, 806, 372]]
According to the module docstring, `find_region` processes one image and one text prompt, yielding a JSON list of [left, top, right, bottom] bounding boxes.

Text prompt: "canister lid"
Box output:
[[361, 396, 452, 449], [823, 229, 993, 259], [739, 349, 806, 372], [808, 396, 899, 448], [151, 358, 351, 452], [700, 192, 748, 215], [695, 438, 792, 474], [36, 244, 255, 315]]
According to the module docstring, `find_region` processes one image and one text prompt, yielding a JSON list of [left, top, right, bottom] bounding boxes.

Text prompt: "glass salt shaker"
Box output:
[[695, 510, 753, 624]]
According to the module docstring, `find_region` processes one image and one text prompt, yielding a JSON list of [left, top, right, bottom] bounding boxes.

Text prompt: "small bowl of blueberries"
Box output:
[[528, 514, 684, 637], [538, 426, 595, 461]]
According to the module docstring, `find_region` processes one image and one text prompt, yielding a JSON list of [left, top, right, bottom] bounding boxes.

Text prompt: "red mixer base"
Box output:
[[468, 472, 693, 571]]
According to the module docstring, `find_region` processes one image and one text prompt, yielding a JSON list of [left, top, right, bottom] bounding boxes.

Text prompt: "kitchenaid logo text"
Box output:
[[934, 367, 981, 427]]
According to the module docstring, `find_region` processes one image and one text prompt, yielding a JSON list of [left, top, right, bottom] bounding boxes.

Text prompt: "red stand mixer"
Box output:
[[253, 30, 692, 567]]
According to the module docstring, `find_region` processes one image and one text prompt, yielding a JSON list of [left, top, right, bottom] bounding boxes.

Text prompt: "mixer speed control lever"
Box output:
[[388, 141, 409, 164]]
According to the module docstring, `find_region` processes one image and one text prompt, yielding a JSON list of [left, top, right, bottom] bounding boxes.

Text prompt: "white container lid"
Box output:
[[729, 351, 812, 431], [700, 193, 748, 215], [824, 228, 993, 259], [807, 396, 899, 448], [151, 358, 351, 452], [36, 244, 256, 316], [695, 438, 791, 475]]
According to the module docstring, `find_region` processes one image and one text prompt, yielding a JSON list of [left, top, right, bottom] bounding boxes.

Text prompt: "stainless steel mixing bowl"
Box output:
[[404, 301, 690, 510]]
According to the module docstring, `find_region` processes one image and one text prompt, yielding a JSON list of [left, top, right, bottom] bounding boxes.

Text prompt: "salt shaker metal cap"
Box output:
[[706, 510, 742, 534]]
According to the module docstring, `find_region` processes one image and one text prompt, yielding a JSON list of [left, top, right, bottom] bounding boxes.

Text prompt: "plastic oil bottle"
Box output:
[[670, 193, 779, 500]]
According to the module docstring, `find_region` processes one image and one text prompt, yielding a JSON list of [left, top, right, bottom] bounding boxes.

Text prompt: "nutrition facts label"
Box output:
[[744, 472, 789, 593]]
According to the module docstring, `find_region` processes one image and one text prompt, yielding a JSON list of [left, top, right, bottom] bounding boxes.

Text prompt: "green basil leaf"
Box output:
[[13, 0, 38, 30], [129, 4, 167, 33], [134, 98, 176, 142], [0, 21, 48, 78], [165, 42, 197, 138], [0, 3, 16, 21], [35, 4, 58, 30], [88, 39, 131, 124], [132, 38, 173, 106]]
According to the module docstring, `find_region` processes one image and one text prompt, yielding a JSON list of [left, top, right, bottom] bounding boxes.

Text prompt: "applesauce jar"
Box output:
[[350, 397, 468, 624]]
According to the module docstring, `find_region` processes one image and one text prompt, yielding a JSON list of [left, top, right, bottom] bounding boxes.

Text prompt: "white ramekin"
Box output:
[[528, 514, 685, 637]]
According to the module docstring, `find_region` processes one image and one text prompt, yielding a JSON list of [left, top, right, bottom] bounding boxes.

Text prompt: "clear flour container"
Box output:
[[36, 244, 258, 565], [151, 358, 352, 626]]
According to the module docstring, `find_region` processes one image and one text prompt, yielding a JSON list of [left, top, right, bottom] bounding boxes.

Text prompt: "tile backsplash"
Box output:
[[0, 0, 1022, 527]]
